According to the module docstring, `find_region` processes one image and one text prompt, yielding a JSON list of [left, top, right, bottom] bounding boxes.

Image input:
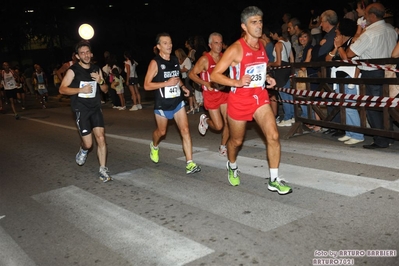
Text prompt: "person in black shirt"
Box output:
[[59, 40, 112, 183], [143, 32, 201, 175]]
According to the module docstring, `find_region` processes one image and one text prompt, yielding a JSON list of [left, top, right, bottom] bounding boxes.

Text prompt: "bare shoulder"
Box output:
[[222, 41, 243, 63], [145, 60, 158, 77]]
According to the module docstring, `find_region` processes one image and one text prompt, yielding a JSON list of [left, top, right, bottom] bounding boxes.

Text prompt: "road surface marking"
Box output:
[[32, 186, 213, 266]]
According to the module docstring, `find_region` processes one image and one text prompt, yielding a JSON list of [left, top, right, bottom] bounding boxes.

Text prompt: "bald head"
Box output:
[[366, 2, 385, 21]]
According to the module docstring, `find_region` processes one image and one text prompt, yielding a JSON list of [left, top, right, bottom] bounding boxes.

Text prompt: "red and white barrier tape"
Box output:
[[269, 59, 399, 72], [269, 60, 399, 107], [340, 59, 399, 73], [276, 87, 399, 107], [278, 99, 397, 108]]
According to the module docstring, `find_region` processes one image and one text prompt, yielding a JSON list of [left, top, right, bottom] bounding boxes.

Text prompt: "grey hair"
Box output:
[[208, 32, 223, 44], [321, 10, 338, 26], [368, 4, 385, 19], [240, 6, 263, 24]]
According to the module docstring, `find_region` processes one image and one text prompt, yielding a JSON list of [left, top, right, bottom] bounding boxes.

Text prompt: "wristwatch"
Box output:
[[99, 79, 105, 85]]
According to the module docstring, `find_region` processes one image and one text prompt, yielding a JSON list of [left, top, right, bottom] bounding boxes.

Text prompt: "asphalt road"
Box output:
[[1, 94, 399, 266]]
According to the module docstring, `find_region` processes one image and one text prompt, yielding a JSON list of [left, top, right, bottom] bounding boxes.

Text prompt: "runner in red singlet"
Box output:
[[189, 32, 229, 156], [210, 6, 292, 194]]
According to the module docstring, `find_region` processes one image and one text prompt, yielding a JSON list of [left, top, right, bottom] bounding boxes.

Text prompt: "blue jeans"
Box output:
[[279, 80, 294, 121], [343, 83, 364, 141], [300, 72, 319, 119], [360, 69, 392, 146]]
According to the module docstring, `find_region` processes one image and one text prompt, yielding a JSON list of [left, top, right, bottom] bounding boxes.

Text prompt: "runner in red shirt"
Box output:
[[210, 6, 292, 194], [189, 32, 229, 156]]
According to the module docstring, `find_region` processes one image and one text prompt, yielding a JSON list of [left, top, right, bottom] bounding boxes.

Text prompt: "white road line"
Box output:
[[183, 151, 395, 197], [21, 118, 208, 152], [114, 168, 312, 232], [0, 226, 37, 266], [24, 118, 399, 195], [32, 186, 213, 266], [23, 117, 399, 168], [244, 138, 399, 170]]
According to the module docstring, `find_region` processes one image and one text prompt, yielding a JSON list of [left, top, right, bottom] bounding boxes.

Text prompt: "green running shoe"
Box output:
[[268, 178, 292, 195], [186, 161, 201, 174], [226, 161, 240, 186], [150, 142, 159, 163]]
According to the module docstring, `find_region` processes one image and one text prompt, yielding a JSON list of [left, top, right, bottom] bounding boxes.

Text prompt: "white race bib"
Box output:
[[78, 81, 97, 98], [38, 84, 46, 90], [164, 85, 181, 98], [6, 80, 16, 88], [244, 63, 266, 88]]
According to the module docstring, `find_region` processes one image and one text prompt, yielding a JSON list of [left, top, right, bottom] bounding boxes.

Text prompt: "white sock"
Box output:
[[187, 160, 193, 164], [229, 161, 237, 169], [151, 142, 158, 149], [270, 168, 278, 181]]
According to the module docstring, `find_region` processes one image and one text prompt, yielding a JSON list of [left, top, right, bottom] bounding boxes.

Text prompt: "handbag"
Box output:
[[111, 81, 118, 89], [272, 61, 291, 87], [296, 69, 307, 90]]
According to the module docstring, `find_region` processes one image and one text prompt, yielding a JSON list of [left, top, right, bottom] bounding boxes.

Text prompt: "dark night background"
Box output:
[[0, 0, 397, 76]]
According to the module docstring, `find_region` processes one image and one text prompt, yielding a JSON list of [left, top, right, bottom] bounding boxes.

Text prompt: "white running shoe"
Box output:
[[137, 104, 142, 109], [198, 114, 208, 135], [219, 145, 227, 156], [129, 105, 138, 111], [76, 147, 88, 166], [277, 119, 292, 127], [99, 166, 113, 183]]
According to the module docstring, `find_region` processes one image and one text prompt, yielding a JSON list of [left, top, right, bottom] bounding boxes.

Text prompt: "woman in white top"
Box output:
[[269, 27, 294, 127], [353, 0, 370, 42], [124, 50, 141, 111], [309, 8, 323, 44]]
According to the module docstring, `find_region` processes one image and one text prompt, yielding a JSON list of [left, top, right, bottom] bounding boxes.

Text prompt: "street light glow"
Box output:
[[78, 23, 94, 40]]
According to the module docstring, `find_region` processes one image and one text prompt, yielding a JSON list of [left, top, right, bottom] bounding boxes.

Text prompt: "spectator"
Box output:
[[192, 35, 209, 108], [297, 30, 321, 130], [269, 26, 295, 127], [184, 37, 200, 112], [309, 8, 323, 44], [343, 3, 358, 21], [110, 67, 126, 110], [353, 0, 371, 42], [326, 18, 364, 145], [287, 17, 304, 63], [124, 50, 142, 111], [175, 48, 195, 114], [281, 12, 292, 40], [102, 54, 121, 108], [346, 2, 397, 149]]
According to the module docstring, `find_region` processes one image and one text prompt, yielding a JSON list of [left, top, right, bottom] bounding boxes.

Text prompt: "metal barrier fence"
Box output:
[[273, 58, 399, 140]]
